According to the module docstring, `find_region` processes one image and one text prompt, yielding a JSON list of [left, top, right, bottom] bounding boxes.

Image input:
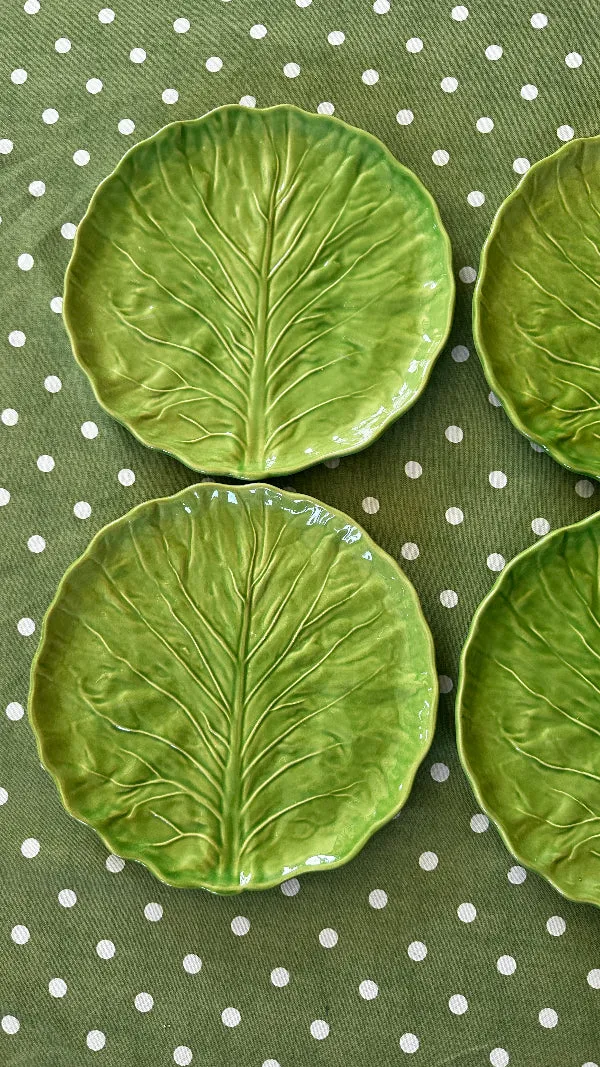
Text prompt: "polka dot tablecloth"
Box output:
[[1, 2, 599, 1065]]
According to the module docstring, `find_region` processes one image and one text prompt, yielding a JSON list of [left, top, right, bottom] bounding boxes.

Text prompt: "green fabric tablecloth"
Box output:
[[1, 1, 599, 1064]]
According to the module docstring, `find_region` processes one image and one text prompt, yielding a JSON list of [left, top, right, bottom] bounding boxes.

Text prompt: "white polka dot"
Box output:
[[61, 222, 77, 239], [96, 939, 115, 959], [457, 902, 477, 923], [55, 38, 71, 53], [183, 953, 202, 974], [449, 994, 468, 1015], [118, 118, 135, 134], [587, 969, 600, 989], [513, 157, 530, 174], [369, 888, 388, 908], [459, 266, 477, 283], [575, 478, 595, 497], [42, 108, 59, 124], [521, 83, 538, 100], [37, 454, 55, 472], [17, 617, 35, 636], [9, 330, 26, 347], [173, 17, 190, 32], [310, 1020, 329, 1040], [396, 109, 414, 125], [135, 992, 154, 1013], [319, 927, 338, 948], [532, 517, 550, 536], [430, 762, 449, 782], [6, 702, 24, 721], [489, 470, 507, 489], [400, 1032, 420, 1054], [497, 955, 517, 975], [0, 138, 12, 158], [362, 496, 380, 515], [0, 488, 10, 506], [29, 180, 46, 196], [439, 674, 453, 693], [118, 468, 135, 486], [477, 117, 494, 133], [86, 1030, 106, 1051], [373, 0, 390, 11], [487, 553, 505, 572], [173, 1048, 193, 1066], [74, 501, 92, 519], [432, 149, 450, 166], [24, 0, 40, 12], [407, 940, 427, 961], [557, 124, 574, 142], [281, 877, 300, 897], [98, 8, 115, 23], [485, 45, 503, 60], [530, 12, 548, 28], [50, 296, 63, 313], [28, 534, 46, 555], [2, 1015, 20, 1034], [11, 68, 28, 84], [441, 76, 458, 92], [2, 408, 18, 426], [283, 62, 300, 78], [539, 1008, 558, 1028], [445, 506, 464, 525], [11, 924, 30, 944], [565, 52, 583, 68], [58, 888, 77, 907], [328, 30, 345, 45], [317, 102, 335, 115], [0, 788, 7, 805], [49, 977, 67, 997], [406, 37, 423, 53], [105, 853, 124, 872], [470, 812, 489, 833], [250, 23, 268, 39], [546, 915, 566, 937], [271, 967, 290, 987], [467, 190, 485, 206], [419, 851, 438, 871], [144, 902, 163, 921], [18, 253, 34, 271], [362, 69, 379, 85], [451, 5, 469, 19], [262, 1063, 281, 1067], [240, 95, 256, 108], [222, 1008, 241, 1028], [130, 48, 146, 63], [73, 149, 90, 166], [490, 1051, 509, 1067], [86, 78, 103, 94], [445, 425, 463, 444], [405, 461, 422, 479], [231, 916, 250, 936], [80, 420, 99, 440], [440, 589, 458, 608], [296, 0, 311, 5], [452, 344, 469, 362], [508, 865, 527, 884], [162, 89, 179, 104], [401, 542, 419, 561], [359, 979, 378, 999]]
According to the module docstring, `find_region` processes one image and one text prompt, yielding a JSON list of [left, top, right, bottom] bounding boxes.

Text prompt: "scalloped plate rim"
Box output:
[[28, 480, 439, 893], [63, 103, 455, 481]]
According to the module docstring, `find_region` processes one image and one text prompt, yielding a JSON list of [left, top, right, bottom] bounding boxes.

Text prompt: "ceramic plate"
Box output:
[[29, 483, 437, 893], [64, 104, 454, 480], [474, 134, 600, 477], [457, 512, 600, 907]]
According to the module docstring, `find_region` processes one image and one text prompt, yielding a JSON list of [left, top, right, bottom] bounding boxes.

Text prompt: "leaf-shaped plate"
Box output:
[[64, 104, 454, 480], [29, 483, 437, 893], [457, 512, 600, 907], [474, 134, 600, 477]]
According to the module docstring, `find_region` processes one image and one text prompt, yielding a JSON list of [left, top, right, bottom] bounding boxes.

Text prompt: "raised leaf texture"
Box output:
[[30, 484, 436, 892], [64, 104, 454, 479], [474, 134, 600, 477], [457, 512, 600, 906]]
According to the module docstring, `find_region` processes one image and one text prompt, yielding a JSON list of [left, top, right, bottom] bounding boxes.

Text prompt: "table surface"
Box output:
[[1, 2, 599, 1065]]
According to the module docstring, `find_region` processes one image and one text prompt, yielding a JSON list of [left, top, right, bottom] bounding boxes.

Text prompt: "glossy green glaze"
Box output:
[[457, 512, 600, 907], [63, 105, 454, 480], [29, 483, 437, 893], [474, 135, 600, 478]]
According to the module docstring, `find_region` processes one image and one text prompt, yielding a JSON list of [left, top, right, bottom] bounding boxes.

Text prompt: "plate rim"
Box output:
[[472, 132, 600, 479], [455, 508, 600, 908], [29, 480, 439, 893], [63, 102, 455, 481]]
